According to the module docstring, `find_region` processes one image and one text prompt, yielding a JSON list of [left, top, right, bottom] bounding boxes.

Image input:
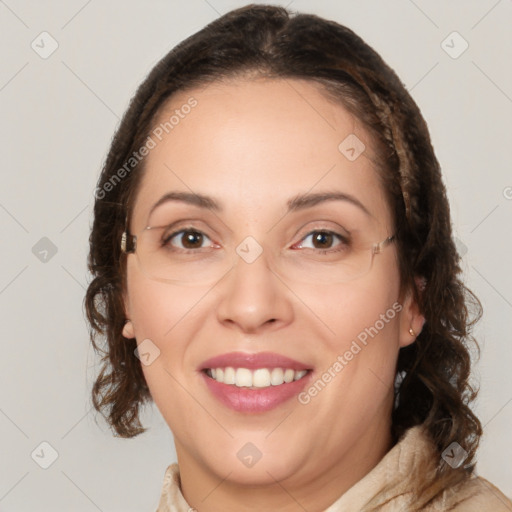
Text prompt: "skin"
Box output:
[[122, 77, 425, 512]]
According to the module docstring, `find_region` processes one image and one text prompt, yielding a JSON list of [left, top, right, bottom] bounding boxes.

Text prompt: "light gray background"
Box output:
[[0, 0, 511, 510]]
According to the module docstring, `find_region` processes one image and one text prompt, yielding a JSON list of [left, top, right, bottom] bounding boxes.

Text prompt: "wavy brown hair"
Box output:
[[85, 4, 483, 507]]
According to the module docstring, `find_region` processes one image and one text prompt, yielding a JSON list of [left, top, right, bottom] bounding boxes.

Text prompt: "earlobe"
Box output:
[[121, 290, 134, 339], [398, 276, 426, 348], [122, 320, 135, 339]]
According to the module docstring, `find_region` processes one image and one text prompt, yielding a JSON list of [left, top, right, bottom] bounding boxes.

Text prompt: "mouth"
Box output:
[[199, 352, 313, 412], [203, 367, 309, 388]]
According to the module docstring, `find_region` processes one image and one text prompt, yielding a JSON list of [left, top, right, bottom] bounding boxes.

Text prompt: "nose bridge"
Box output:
[[229, 235, 276, 291], [215, 235, 292, 331], [234, 235, 266, 267]]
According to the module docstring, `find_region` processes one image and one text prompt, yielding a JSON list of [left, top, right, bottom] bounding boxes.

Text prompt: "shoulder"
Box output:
[[438, 475, 512, 511], [381, 426, 511, 512]]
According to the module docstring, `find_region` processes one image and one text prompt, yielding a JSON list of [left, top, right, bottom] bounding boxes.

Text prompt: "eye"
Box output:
[[163, 229, 214, 251], [294, 230, 349, 252]]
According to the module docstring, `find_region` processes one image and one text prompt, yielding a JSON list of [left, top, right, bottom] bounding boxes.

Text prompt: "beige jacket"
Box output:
[[156, 425, 512, 511]]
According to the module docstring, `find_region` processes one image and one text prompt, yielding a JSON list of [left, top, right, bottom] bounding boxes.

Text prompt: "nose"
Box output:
[[215, 246, 294, 334]]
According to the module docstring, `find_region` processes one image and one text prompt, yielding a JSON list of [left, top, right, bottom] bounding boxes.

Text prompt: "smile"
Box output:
[[204, 367, 309, 388], [199, 352, 313, 412]]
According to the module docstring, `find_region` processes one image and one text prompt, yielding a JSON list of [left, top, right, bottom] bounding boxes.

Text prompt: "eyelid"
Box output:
[[163, 226, 219, 250], [155, 219, 219, 240], [151, 218, 209, 231], [292, 229, 348, 250], [145, 204, 233, 237], [291, 220, 351, 242]]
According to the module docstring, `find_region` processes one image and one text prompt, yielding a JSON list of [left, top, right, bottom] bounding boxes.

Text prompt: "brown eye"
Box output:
[[312, 231, 334, 249], [164, 229, 212, 250], [181, 231, 204, 248], [294, 230, 349, 253]]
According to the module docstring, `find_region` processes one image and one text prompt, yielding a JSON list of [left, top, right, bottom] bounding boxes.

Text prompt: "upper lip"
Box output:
[[199, 352, 312, 371]]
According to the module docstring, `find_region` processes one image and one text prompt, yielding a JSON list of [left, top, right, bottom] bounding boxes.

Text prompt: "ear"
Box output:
[[398, 275, 426, 348], [122, 320, 135, 339], [121, 290, 135, 339]]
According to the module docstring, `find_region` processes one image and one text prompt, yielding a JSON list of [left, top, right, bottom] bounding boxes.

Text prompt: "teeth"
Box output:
[[270, 368, 284, 385], [284, 369, 295, 383], [206, 367, 308, 388], [224, 366, 236, 384], [236, 368, 252, 387], [253, 369, 270, 388]]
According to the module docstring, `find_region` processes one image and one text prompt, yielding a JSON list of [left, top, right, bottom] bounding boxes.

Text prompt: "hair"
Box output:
[[85, 4, 483, 508]]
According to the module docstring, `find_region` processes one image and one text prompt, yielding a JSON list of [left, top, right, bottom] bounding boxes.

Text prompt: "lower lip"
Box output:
[[201, 371, 312, 413]]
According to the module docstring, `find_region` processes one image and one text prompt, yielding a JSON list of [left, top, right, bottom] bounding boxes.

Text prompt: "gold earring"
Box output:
[[409, 328, 415, 336]]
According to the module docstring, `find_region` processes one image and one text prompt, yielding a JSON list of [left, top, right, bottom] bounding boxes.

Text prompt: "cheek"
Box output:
[[126, 260, 209, 341], [295, 268, 401, 353], [124, 266, 212, 390], [125, 271, 210, 423], [297, 263, 402, 403]]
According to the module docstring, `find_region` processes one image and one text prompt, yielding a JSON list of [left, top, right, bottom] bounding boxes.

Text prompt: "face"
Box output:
[[122, 78, 424, 492]]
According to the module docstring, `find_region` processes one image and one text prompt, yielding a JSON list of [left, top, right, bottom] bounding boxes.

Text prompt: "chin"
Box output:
[[199, 439, 308, 486]]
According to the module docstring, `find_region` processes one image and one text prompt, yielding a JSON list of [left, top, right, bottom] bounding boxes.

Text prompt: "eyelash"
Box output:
[[161, 227, 350, 254], [295, 230, 350, 254]]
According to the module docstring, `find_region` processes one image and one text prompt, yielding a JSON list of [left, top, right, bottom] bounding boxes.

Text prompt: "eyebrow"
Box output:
[[149, 190, 372, 217], [149, 191, 221, 216], [287, 191, 372, 217]]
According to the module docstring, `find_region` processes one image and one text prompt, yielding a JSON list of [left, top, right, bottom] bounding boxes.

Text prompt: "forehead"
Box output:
[[132, 77, 391, 231]]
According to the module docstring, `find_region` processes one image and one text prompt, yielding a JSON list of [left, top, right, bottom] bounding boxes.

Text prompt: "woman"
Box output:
[[85, 4, 512, 511]]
